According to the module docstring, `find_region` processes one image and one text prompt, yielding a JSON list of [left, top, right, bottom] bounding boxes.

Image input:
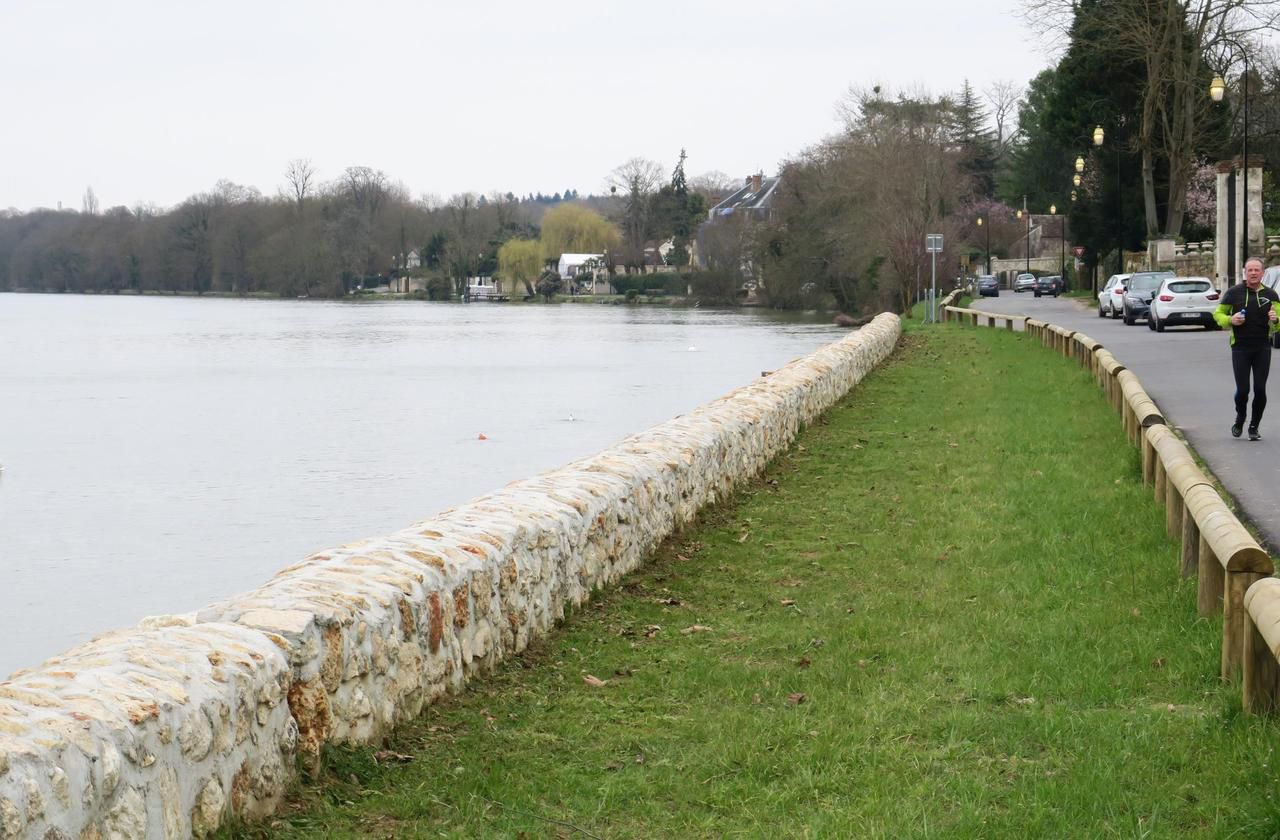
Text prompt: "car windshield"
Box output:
[[1167, 281, 1210, 293], [1129, 274, 1169, 291]]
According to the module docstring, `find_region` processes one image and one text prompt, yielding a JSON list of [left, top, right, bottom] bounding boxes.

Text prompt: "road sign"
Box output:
[[926, 234, 944, 253], [1073, 246, 1085, 257]]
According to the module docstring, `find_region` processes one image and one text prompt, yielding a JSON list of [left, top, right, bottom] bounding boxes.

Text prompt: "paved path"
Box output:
[[971, 292, 1280, 551]]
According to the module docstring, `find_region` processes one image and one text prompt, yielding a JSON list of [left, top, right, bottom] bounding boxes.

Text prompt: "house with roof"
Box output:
[[693, 173, 780, 288], [706, 173, 779, 223]]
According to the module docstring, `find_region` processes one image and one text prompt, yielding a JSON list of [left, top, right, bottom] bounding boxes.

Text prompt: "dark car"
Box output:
[[1121, 271, 1175, 325], [1033, 275, 1061, 297], [977, 276, 999, 297]]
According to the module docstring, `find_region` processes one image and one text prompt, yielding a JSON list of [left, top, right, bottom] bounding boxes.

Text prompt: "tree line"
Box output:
[[0, 159, 728, 299]]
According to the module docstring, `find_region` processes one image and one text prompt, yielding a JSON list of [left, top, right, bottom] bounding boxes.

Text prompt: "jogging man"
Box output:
[[1213, 257, 1280, 440]]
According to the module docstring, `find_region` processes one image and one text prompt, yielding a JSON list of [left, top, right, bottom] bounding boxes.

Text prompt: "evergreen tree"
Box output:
[[653, 149, 704, 267], [952, 79, 998, 199]]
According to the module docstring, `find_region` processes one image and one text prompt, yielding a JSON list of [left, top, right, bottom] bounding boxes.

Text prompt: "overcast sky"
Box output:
[[1, 0, 1049, 213]]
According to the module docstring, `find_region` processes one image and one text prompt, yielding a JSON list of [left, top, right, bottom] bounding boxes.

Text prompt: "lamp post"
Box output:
[[1017, 195, 1030, 274], [977, 216, 990, 279], [1082, 121, 1115, 294], [1050, 204, 1066, 287], [1211, 38, 1251, 282]]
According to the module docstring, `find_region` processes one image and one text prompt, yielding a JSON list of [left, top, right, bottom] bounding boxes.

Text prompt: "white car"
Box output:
[[1014, 273, 1037, 293], [1148, 276, 1220, 332], [1097, 273, 1131, 318]]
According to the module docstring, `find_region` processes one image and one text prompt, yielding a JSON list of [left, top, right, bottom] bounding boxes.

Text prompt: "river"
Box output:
[[0, 294, 848, 678]]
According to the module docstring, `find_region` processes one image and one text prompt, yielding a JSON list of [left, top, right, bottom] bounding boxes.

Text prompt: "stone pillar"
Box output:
[[1216, 157, 1264, 285]]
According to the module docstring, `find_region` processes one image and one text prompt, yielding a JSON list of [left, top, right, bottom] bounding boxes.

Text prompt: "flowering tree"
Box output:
[[1184, 159, 1217, 232]]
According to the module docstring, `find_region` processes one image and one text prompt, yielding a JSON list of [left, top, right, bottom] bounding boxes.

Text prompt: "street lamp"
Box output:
[[977, 215, 990, 279], [1210, 38, 1251, 282], [1016, 197, 1031, 274], [1087, 119, 1122, 291], [1050, 204, 1066, 286]]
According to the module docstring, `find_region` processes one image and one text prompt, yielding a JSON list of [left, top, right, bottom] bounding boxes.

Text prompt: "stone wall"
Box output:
[[0, 313, 902, 839]]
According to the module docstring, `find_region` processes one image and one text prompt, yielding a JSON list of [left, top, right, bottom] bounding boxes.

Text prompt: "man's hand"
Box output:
[[1270, 307, 1278, 323], [1233, 311, 1247, 326]]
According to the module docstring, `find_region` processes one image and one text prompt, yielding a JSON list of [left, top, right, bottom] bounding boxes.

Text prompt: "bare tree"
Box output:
[[81, 186, 99, 216], [284, 159, 315, 218], [984, 80, 1024, 157], [688, 170, 737, 202], [340, 166, 390, 220], [608, 157, 664, 271]]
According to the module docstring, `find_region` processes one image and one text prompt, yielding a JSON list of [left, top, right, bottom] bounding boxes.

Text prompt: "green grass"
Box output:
[[225, 322, 1280, 839]]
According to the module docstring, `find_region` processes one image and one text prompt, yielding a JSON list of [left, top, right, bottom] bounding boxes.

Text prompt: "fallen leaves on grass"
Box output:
[[643, 625, 661, 638], [681, 625, 713, 635], [780, 599, 797, 607], [797, 656, 812, 669], [582, 674, 609, 687], [787, 693, 808, 705], [656, 597, 683, 606], [372, 750, 414, 764]]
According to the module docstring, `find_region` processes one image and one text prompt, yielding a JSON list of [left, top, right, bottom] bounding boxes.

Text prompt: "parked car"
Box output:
[[1097, 273, 1131, 318], [1263, 265, 1280, 292], [1121, 271, 1175, 325], [1148, 276, 1220, 332], [1034, 275, 1061, 297], [1014, 273, 1038, 293], [977, 276, 999, 297]]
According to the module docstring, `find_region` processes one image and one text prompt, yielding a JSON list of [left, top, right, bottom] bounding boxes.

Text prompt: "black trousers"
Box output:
[[1232, 343, 1272, 427]]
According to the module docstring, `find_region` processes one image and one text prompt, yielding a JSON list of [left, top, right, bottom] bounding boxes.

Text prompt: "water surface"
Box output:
[[0, 295, 846, 677]]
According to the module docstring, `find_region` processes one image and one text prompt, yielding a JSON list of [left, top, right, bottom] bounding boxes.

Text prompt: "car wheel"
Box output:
[[1123, 308, 1135, 325], [1098, 304, 1106, 318], [1148, 315, 1157, 331]]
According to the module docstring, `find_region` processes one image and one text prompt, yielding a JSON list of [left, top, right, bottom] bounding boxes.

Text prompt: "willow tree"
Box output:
[[497, 238, 543, 297], [539, 204, 620, 265]]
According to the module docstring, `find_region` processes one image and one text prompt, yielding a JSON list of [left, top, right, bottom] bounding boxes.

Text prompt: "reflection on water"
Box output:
[[0, 295, 847, 677]]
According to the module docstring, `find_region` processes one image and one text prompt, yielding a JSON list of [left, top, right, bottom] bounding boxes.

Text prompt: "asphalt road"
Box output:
[[971, 290, 1280, 551]]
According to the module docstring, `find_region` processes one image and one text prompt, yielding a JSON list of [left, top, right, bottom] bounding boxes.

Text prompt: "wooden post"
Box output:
[[1198, 533, 1223, 616], [1180, 506, 1200, 579], [1164, 480, 1182, 540], [1244, 610, 1280, 714], [1225, 572, 1267, 681], [1243, 579, 1280, 714]]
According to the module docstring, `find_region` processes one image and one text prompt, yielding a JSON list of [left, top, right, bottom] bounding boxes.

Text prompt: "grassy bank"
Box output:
[[227, 321, 1280, 838]]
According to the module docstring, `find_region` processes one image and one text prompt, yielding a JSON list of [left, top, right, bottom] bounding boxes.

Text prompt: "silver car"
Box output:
[[1097, 273, 1131, 318], [1014, 273, 1037, 293]]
